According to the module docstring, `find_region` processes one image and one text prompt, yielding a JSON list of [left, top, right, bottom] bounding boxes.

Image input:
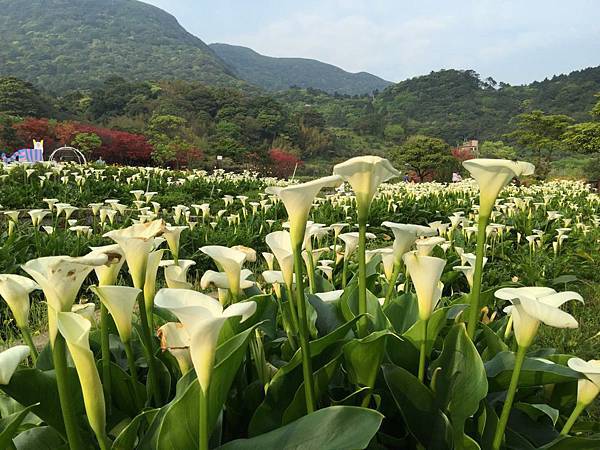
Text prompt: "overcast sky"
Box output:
[[143, 0, 600, 85]]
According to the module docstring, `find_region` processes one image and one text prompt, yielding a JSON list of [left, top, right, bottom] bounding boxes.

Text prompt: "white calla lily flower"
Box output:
[[568, 358, 600, 406], [103, 219, 165, 289], [0, 345, 30, 384], [495, 287, 583, 347], [0, 275, 39, 327], [22, 254, 109, 344], [91, 286, 141, 343], [200, 246, 247, 299], [265, 231, 295, 288], [333, 156, 400, 219], [162, 259, 196, 289], [157, 322, 192, 374], [403, 251, 446, 320], [315, 290, 344, 303], [463, 159, 535, 217], [266, 175, 342, 246], [57, 312, 106, 442], [381, 222, 436, 263], [154, 288, 256, 392], [89, 244, 126, 286]]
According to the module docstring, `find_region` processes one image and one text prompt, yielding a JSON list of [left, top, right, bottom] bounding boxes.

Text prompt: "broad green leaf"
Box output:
[[111, 408, 158, 450], [538, 435, 600, 449], [382, 364, 453, 449], [282, 353, 342, 424], [307, 293, 344, 336], [385, 333, 419, 373], [383, 292, 419, 333], [479, 323, 509, 361], [516, 403, 559, 426], [1, 368, 86, 438], [485, 352, 580, 391], [13, 426, 67, 450], [249, 316, 361, 435], [343, 330, 391, 388], [219, 406, 383, 450], [107, 362, 146, 419], [403, 306, 449, 357], [340, 283, 390, 332], [0, 403, 37, 449], [430, 323, 488, 446]]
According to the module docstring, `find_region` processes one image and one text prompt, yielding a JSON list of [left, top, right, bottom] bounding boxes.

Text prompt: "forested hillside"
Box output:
[[0, 0, 239, 92], [210, 43, 391, 95]]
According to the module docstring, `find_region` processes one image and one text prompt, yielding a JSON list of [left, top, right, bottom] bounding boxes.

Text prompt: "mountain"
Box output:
[[0, 0, 239, 92], [210, 43, 392, 95]]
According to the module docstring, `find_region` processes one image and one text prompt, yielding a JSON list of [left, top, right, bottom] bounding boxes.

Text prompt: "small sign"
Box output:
[[217, 155, 223, 160]]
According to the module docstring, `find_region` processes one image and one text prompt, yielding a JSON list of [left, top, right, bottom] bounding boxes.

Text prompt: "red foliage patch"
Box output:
[[268, 148, 303, 178]]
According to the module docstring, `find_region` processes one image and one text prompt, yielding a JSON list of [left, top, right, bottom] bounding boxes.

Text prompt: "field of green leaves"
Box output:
[[0, 157, 598, 449]]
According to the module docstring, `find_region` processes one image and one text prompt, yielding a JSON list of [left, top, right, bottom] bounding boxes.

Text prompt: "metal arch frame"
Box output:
[[48, 146, 87, 165]]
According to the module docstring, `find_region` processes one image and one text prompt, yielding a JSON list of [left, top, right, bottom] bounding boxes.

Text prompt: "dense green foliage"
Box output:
[[0, 0, 239, 92], [210, 43, 391, 95]]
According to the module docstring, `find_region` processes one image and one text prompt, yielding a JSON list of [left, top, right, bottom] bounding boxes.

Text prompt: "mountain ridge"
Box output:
[[209, 43, 391, 95]]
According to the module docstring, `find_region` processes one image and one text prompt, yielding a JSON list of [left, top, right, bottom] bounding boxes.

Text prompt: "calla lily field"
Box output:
[[0, 157, 598, 449]]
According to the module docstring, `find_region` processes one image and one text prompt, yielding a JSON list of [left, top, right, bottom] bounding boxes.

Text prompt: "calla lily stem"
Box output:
[[136, 294, 162, 406], [99, 304, 112, 412], [467, 213, 489, 340], [53, 335, 85, 450], [293, 243, 316, 413], [357, 220, 368, 338], [124, 341, 142, 411], [418, 319, 428, 382], [492, 345, 527, 450], [20, 326, 38, 364], [199, 388, 209, 450], [384, 263, 402, 307], [560, 402, 586, 435]]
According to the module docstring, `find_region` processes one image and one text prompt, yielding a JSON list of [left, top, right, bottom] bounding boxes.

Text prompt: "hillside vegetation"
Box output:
[[210, 43, 391, 95]]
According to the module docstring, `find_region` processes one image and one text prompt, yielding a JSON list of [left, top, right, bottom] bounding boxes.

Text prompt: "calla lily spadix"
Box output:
[[22, 254, 109, 344], [0, 274, 39, 328], [266, 175, 342, 246], [57, 312, 107, 446], [91, 285, 141, 343], [154, 288, 257, 393], [333, 156, 400, 220], [495, 287, 582, 347], [200, 246, 247, 300], [0, 345, 30, 385]]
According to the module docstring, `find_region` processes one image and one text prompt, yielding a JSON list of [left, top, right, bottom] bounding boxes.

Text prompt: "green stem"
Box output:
[[52, 335, 84, 450], [20, 326, 38, 364], [357, 220, 368, 338], [293, 242, 316, 413], [99, 304, 112, 412], [492, 345, 527, 450], [418, 319, 428, 383], [124, 341, 142, 411], [285, 283, 300, 334], [384, 263, 402, 307], [466, 214, 489, 340], [561, 402, 587, 435], [306, 249, 316, 295], [341, 259, 348, 289], [136, 294, 162, 406], [199, 387, 209, 450]]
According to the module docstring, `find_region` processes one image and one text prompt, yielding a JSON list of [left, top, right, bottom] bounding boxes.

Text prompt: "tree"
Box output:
[[71, 132, 102, 157], [383, 123, 405, 144], [0, 77, 50, 117], [268, 148, 302, 178], [479, 141, 517, 159], [561, 122, 600, 154], [391, 135, 453, 181], [508, 110, 573, 159]]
